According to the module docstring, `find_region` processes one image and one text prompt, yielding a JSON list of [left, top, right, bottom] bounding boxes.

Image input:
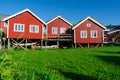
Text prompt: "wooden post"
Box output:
[[75, 43, 77, 48], [41, 39, 43, 48], [88, 43, 90, 48], [57, 35, 59, 48], [45, 40, 47, 47], [72, 42, 74, 48], [25, 39, 27, 49], [8, 38, 10, 49], [101, 43, 103, 47], [57, 41, 59, 48]]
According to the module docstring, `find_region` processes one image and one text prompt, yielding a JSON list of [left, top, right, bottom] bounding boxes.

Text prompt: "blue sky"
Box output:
[[0, 0, 120, 25]]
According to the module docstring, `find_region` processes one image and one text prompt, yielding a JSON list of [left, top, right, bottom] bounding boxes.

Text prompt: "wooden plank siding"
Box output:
[[73, 17, 106, 44]]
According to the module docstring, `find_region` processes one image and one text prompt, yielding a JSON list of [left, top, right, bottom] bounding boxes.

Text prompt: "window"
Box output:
[[30, 25, 39, 33], [80, 30, 87, 38], [4, 20, 9, 27], [86, 23, 91, 27], [60, 27, 66, 34], [91, 30, 97, 38], [14, 23, 24, 32], [52, 27, 58, 34]]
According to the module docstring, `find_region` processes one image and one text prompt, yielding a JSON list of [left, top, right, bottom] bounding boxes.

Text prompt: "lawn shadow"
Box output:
[[96, 55, 120, 66], [95, 51, 120, 54], [60, 70, 96, 80], [48, 67, 96, 80]]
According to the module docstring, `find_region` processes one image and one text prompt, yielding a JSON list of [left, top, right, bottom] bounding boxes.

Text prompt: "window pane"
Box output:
[[91, 30, 97, 38], [60, 27, 66, 34], [81, 30, 87, 38], [14, 23, 24, 32], [52, 27, 57, 34], [30, 25, 39, 33], [15, 24, 17, 31]]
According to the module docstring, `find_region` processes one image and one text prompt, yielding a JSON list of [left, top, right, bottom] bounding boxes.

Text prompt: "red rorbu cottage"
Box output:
[[107, 25, 120, 43], [2, 9, 46, 49], [72, 16, 107, 48], [45, 16, 73, 48]]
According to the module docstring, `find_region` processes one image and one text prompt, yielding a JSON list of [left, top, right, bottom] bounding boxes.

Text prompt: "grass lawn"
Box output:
[[0, 46, 120, 80]]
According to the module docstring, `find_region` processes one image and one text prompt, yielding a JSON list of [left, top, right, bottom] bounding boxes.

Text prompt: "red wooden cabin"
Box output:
[[45, 16, 73, 48], [72, 16, 107, 48], [2, 9, 46, 49], [107, 25, 120, 42]]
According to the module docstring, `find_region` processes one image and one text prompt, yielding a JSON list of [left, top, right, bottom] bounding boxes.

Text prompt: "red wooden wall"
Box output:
[[74, 19, 104, 44], [47, 18, 71, 38], [7, 11, 43, 39]]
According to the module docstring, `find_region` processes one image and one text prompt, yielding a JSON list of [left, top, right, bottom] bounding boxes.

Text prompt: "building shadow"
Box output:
[[48, 67, 96, 80], [95, 51, 120, 54], [96, 55, 120, 66], [60, 71, 96, 80]]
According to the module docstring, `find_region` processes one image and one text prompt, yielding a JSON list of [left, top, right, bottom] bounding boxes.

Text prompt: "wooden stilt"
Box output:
[[0, 39, 2, 50], [57, 41, 59, 48], [8, 38, 10, 49], [101, 43, 103, 47], [88, 43, 90, 48], [75, 43, 77, 48], [45, 40, 47, 47], [72, 42, 74, 48], [41, 39, 43, 48], [25, 39, 27, 49]]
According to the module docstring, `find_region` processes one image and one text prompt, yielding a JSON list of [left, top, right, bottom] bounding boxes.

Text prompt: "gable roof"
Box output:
[[2, 9, 46, 24], [46, 16, 73, 26], [72, 16, 106, 30], [0, 14, 9, 21], [107, 25, 120, 34]]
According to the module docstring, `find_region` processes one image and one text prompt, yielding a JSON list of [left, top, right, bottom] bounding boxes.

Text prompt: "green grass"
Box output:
[[1, 46, 120, 80]]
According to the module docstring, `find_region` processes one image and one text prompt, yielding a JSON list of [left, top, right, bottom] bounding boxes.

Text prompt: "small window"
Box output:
[[30, 25, 39, 33], [60, 27, 66, 34], [4, 20, 8, 27], [91, 30, 97, 38], [80, 30, 87, 38], [52, 27, 58, 34], [86, 23, 91, 27], [14, 23, 24, 32]]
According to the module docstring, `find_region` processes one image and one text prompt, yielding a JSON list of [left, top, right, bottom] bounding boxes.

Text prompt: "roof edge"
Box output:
[[72, 16, 107, 30], [2, 8, 46, 25], [46, 16, 73, 26]]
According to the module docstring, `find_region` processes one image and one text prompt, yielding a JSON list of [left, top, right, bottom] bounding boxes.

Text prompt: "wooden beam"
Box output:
[[95, 43, 100, 48], [78, 44, 84, 48]]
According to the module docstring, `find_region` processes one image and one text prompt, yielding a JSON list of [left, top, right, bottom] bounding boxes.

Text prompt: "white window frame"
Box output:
[[91, 30, 97, 38], [60, 27, 66, 34], [52, 27, 58, 34], [86, 23, 91, 27], [14, 23, 25, 32], [80, 30, 87, 38], [30, 25, 39, 33]]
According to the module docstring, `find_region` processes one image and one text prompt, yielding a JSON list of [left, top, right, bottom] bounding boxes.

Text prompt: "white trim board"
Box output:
[[3, 9, 46, 25], [108, 29, 120, 34], [72, 16, 106, 30], [46, 16, 73, 26]]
